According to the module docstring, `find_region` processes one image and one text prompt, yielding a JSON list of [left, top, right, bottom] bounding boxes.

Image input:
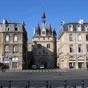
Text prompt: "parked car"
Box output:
[[31, 65, 38, 69], [39, 65, 45, 69]]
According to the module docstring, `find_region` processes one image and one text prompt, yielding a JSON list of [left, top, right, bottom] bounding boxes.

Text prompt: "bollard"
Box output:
[[8, 80, 11, 88], [64, 80, 67, 88], [0, 85, 3, 88], [27, 80, 30, 88], [81, 80, 84, 88], [46, 81, 48, 88]]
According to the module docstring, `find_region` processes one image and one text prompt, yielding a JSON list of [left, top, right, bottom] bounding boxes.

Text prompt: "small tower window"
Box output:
[[42, 31, 45, 34], [47, 44, 50, 48]]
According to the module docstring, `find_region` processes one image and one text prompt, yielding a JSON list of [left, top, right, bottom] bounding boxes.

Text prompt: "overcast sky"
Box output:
[[0, 0, 88, 39]]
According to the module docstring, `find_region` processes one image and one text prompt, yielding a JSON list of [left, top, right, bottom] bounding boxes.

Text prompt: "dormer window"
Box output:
[[15, 27, 18, 31], [77, 25, 81, 31], [85, 25, 88, 31], [68, 25, 73, 31]]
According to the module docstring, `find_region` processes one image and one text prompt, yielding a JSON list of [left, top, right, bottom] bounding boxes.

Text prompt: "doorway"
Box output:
[[12, 62, 18, 70], [78, 62, 83, 68]]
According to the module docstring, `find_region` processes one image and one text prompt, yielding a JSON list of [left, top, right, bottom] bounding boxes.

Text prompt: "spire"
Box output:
[[48, 24, 52, 30], [22, 21, 25, 25], [42, 11, 46, 28], [53, 28, 56, 35], [42, 11, 46, 19]]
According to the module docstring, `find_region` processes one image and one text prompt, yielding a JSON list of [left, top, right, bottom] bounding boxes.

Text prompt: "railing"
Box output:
[[0, 80, 87, 88]]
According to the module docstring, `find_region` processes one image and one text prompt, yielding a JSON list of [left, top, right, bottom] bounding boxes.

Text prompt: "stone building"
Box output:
[[57, 19, 88, 70], [0, 20, 27, 71], [27, 40, 33, 68], [32, 12, 57, 68]]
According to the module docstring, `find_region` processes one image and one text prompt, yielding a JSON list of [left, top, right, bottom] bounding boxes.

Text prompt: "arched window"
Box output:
[[77, 34, 82, 41], [14, 34, 17, 42], [69, 34, 73, 41], [69, 44, 74, 53], [77, 25, 81, 31], [5, 34, 9, 42], [68, 25, 73, 31]]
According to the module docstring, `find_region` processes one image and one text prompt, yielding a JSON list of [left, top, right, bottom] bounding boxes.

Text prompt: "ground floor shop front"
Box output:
[[59, 55, 88, 70], [0, 57, 23, 71]]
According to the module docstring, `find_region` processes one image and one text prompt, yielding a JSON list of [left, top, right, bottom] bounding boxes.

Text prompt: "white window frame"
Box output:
[[5, 34, 9, 42], [77, 34, 82, 41], [68, 25, 73, 31], [69, 34, 73, 41], [13, 45, 17, 52], [14, 35, 18, 42], [77, 25, 81, 31], [5, 45, 9, 52]]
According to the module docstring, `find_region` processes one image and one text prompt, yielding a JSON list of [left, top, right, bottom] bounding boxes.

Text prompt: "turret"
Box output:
[[33, 24, 41, 36], [41, 11, 47, 36], [48, 24, 52, 36], [52, 28, 56, 37]]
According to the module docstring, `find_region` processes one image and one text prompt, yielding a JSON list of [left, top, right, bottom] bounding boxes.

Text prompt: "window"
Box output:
[[6, 27, 9, 31], [12, 62, 17, 69], [69, 34, 73, 41], [14, 35, 17, 42], [87, 44, 88, 52], [78, 44, 82, 53], [37, 44, 41, 49], [42, 31, 45, 34], [77, 34, 82, 41], [77, 25, 81, 31], [86, 34, 88, 41], [43, 37, 45, 40], [85, 26, 88, 31], [5, 45, 9, 52], [69, 44, 74, 53], [47, 44, 50, 48], [13, 45, 17, 53], [15, 27, 18, 31], [68, 25, 73, 31], [5, 34, 9, 42]]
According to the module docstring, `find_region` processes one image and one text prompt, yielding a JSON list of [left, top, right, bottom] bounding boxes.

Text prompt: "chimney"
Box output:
[[78, 19, 84, 24], [3, 19, 8, 24], [61, 20, 65, 25]]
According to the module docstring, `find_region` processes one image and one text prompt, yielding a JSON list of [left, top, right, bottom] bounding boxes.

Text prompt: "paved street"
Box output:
[[0, 69, 88, 87], [0, 69, 88, 80]]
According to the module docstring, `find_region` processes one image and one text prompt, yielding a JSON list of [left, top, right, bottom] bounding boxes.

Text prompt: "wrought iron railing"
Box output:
[[0, 80, 87, 88]]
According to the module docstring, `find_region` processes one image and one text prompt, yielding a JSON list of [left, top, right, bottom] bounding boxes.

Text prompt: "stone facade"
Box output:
[[57, 19, 88, 70], [0, 20, 27, 71], [32, 12, 57, 68]]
